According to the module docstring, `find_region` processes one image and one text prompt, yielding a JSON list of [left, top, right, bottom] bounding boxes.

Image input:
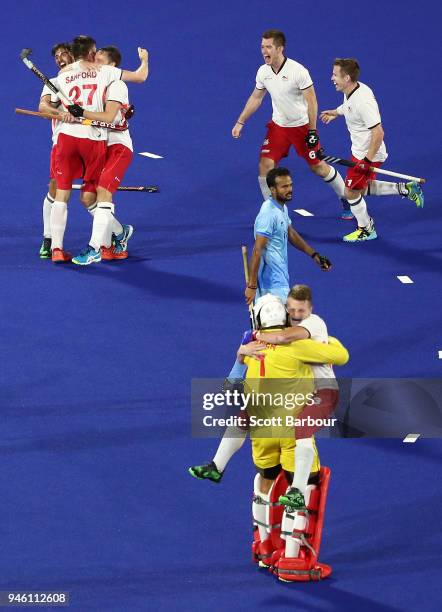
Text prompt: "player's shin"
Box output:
[[43, 193, 54, 238], [347, 195, 370, 227], [90, 203, 114, 250], [212, 426, 247, 473], [323, 166, 345, 198], [258, 176, 271, 200], [252, 475, 270, 542], [367, 180, 407, 196], [50, 201, 68, 249], [292, 438, 315, 495]]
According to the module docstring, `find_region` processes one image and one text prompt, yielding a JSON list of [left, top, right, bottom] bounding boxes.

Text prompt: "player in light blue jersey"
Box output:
[[245, 168, 331, 305]]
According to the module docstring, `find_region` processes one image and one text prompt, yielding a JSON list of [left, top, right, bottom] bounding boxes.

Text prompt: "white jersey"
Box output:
[[255, 57, 313, 127], [52, 61, 122, 141], [336, 81, 388, 162], [298, 314, 338, 390], [41, 78, 62, 145], [106, 80, 133, 151]]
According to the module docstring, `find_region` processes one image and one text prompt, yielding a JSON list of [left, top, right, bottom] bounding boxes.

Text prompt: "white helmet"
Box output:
[[253, 294, 287, 329]]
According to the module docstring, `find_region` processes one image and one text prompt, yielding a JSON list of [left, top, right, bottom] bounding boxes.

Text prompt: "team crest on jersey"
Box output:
[[282, 75, 288, 80], [263, 138, 269, 145]]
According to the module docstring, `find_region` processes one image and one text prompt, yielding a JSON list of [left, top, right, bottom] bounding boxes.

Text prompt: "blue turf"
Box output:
[[1, 1, 441, 609]]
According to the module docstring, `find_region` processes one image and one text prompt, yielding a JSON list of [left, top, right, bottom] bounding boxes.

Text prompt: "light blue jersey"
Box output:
[[254, 198, 291, 299]]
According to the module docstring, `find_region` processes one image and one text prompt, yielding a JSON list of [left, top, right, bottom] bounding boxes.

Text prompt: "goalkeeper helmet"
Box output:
[[253, 294, 288, 329]]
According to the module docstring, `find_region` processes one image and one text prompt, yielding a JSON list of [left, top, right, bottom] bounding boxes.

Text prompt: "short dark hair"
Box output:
[[262, 30, 286, 48], [334, 58, 360, 82], [288, 284, 312, 303], [71, 35, 96, 60], [51, 42, 71, 56], [266, 167, 291, 189], [98, 45, 122, 67]]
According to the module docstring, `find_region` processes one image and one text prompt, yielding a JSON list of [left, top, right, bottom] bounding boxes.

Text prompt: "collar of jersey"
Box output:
[[271, 56, 287, 75], [269, 197, 285, 210], [345, 82, 360, 100]]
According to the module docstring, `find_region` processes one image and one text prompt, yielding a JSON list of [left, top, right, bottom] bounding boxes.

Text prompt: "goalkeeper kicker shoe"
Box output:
[[343, 219, 377, 242], [405, 182, 424, 208], [279, 487, 307, 512], [188, 461, 223, 483], [39, 237, 52, 258], [72, 245, 102, 266]]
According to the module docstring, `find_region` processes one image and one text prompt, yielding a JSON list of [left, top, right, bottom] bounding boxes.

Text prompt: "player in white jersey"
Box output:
[[38, 42, 74, 259], [72, 45, 135, 264], [231, 30, 349, 217], [49, 35, 148, 263], [320, 58, 424, 243]]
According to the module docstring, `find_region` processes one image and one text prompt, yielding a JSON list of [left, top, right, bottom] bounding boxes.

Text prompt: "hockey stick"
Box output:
[[317, 150, 426, 184], [242, 245, 256, 330], [19, 50, 128, 131], [15, 107, 128, 131], [71, 184, 159, 193]]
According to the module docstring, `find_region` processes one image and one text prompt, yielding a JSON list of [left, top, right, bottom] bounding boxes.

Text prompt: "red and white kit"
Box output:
[[337, 81, 388, 190], [41, 78, 63, 180], [53, 61, 123, 189], [98, 80, 133, 194], [256, 58, 320, 166]]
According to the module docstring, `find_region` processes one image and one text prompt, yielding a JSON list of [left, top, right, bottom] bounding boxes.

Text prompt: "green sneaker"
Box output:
[[278, 487, 306, 512], [406, 182, 424, 208], [343, 218, 377, 242], [39, 237, 52, 259], [188, 461, 223, 483]]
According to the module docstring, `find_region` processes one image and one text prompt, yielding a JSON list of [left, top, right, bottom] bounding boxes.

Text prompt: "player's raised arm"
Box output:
[[256, 326, 309, 344], [320, 108, 340, 124], [121, 47, 149, 83], [232, 87, 267, 138]]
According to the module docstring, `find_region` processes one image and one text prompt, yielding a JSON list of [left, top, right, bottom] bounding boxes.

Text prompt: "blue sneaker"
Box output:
[[114, 224, 133, 250], [72, 245, 102, 266], [406, 182, 424, 208], [340, 198, 354, 220]]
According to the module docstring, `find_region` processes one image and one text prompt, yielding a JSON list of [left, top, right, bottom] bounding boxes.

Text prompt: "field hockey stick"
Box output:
[[317, 149, 426, 184], [15, 108, 128, 131], [71, 184, 159, 193], [242, 245, 256, 330], [19, 49, 128, 131]]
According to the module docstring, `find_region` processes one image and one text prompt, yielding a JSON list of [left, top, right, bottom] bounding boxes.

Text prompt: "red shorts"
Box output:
[[260, 121, 321, 166], [55, 133, 106, 190], [345, 155, 382, 191], [82, 144, 133, 195], [295, 389, 339, 439], [49, 144, 58, 180]]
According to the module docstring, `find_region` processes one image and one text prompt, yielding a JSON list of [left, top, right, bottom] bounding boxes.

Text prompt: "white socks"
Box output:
[[258, 176, 271, 200], [253, 476, 270, 542], [88, 203, 123, 238], [50, 201, 68, 250], [323, 166, 345, 198], [43, 193, 54, 238], [90, 202, 114, 250], [348, 195, 370, 227], [368, 180, 407, 196], [213, 426, 247, 473], [292, 438, 315, 495]]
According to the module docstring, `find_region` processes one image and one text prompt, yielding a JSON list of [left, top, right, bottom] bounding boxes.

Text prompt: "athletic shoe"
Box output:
[[39, 237, 52, 259], [406, 182, 424, 208], [343, 219, 377, 242], [114, 224, 133, 250], [51, 248, 72, 263], [188, 461, 223, 483], [278, 487, 306, 512], [340, 198, 354, 220], [340, 210, 355, 220], [72, 245, 102, 266], [101, 244, 129, 261]]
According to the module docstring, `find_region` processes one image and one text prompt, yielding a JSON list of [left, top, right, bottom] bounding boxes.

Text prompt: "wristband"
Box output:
[[310, 251, 318, 259], [363, 157, 372, 164], [236, 120, 245, 125], [247, 284, 257, 289]]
